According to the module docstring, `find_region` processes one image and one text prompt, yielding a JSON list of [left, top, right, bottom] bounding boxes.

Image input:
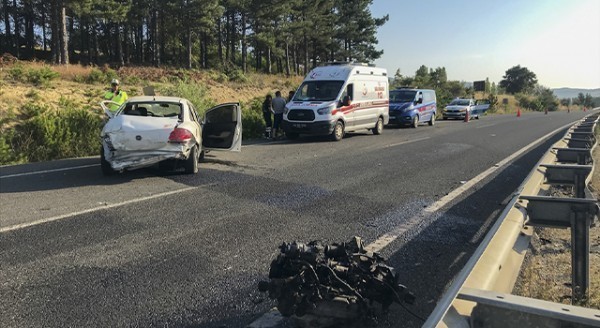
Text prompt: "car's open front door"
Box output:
[[202, 102, 242, 152]]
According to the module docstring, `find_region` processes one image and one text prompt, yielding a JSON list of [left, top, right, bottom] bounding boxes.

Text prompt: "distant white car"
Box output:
[[100, 96, 241, 175], [443, 98, 490, 120], [443, 99, 479, 120]]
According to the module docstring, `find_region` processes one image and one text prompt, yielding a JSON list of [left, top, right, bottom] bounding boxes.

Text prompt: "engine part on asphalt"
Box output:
[[258, 236, 415, 325]]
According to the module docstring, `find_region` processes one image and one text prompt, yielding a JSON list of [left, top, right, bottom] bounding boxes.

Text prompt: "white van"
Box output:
[[283, 63, 389, 141]]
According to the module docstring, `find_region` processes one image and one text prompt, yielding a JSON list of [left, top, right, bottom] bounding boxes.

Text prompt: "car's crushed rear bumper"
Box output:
[[103, 143, 192, 171]]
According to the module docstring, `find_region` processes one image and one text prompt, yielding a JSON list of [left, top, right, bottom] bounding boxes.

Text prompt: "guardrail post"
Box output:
[[553, 148, 592, 165], [572, 207, 591, 304], [519, 196, 598, 305], [540, 164, 593, 198]]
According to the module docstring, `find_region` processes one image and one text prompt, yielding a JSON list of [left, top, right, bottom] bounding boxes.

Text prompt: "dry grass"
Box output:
[[0, 61, 302, 117], [514, 127, 600, 309]]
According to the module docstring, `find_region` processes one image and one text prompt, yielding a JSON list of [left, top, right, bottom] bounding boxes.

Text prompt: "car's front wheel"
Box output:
[[331, 121, 344, 141], [184, 145, 199, 174], [429, 114, 435, 126], [373, 117, 383, 135], [411, 115, 419, 128]]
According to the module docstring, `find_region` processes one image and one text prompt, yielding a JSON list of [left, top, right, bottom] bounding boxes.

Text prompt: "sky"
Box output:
[[369, 0, 600, 89]]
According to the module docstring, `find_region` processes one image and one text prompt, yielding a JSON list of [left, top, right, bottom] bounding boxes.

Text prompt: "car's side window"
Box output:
[[187, 102, 199, 123]]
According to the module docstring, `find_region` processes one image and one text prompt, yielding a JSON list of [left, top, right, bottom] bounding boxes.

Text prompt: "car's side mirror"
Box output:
[[342, 95, 352, 107]]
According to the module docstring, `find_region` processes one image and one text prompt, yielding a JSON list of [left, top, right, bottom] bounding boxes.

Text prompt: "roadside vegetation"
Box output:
[[0, 60, 302, 165], [1, 59, 596, 166]]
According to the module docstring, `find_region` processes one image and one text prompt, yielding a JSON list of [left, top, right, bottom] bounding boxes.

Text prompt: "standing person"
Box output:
[[271, 91, 287, 140], [104, 79, 128, 112], [288, 90, 295, 102], [262, 94, 273, 139]]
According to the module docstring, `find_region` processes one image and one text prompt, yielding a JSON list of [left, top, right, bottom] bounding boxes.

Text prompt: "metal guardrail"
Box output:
[[425, 111, 600, 327]]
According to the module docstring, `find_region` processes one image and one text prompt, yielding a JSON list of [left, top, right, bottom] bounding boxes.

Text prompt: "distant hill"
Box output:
[[552, 87, 600, 99]]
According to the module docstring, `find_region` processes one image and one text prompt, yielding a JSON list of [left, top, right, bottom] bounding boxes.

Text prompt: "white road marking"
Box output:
[[475, 123, 497, 129], [364, 121, 572, 253], [247, 120, 575, 328], [0, 164, 99, 179], [381, 137, 430, 148], [0, 187, 197, 233]]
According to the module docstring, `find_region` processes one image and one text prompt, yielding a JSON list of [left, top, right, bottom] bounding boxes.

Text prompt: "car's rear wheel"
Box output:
[[331, 121, 344, 141], [184, 145, 199, 174], [373, 117, 383, 135], [428, 114, 435, 126], [100, 146, 115, 176], [411, 115, 419, 128]]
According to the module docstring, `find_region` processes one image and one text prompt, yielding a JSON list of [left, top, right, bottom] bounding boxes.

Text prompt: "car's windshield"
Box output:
[[294, 81, 344, 101], [389, 90, 417, 103], [449, 99, 470, 106], [120, 102, 182, 118]]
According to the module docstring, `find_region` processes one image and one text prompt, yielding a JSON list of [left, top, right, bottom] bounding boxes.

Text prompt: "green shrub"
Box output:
[[86, 68, 105, 84], [25, 89, 41, 101], [159, 80, 215, 115], [7, 64, 25, 81], [104, 68, 118, 82], [0, 101, 103, 165], [228, 69, 248, 83], [26, 66, 60, 87], [241, 97, 266, 139], [58, 96, 78, 109], [20, 102, 49, 120], [126, 75, 141, 85], [207, 70, 228, 83]]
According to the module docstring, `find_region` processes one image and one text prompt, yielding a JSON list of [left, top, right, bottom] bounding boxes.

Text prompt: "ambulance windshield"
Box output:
[[294, 81, 345, 102]]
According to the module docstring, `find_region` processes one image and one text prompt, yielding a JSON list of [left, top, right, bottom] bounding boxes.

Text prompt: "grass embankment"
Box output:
[[514, 125, 600, 309], [0, 61, 302, 165]]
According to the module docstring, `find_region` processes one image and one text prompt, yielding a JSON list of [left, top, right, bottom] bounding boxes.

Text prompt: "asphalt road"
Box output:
[[0, 111, 591, 327]]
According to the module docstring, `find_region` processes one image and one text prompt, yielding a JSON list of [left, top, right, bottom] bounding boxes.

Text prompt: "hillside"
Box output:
[[551, 87, 600, 99], [0, 62, 303, 117]]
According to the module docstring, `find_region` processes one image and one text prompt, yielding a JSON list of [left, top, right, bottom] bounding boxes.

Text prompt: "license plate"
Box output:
[[293, 124, 307, 128]]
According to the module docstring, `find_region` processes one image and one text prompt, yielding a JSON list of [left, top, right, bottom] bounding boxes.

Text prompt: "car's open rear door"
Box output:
[[202, 102, 242, 152]]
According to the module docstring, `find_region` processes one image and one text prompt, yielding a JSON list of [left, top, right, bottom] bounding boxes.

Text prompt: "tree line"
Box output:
[[0, 0, 388, 75]]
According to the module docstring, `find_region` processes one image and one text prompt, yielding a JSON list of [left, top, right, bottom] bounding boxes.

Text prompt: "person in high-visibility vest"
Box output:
[[104, 79, 128, 112]]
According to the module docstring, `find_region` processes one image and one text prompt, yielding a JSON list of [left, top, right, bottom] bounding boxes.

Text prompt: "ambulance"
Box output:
[[283, 62, 389, 141]]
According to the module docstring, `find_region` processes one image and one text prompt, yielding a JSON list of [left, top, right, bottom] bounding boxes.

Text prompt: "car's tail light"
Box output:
[[169, 128, 193, 143]]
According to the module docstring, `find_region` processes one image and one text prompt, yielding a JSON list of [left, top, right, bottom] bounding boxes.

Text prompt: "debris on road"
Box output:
[[258, 236, 415, 327]]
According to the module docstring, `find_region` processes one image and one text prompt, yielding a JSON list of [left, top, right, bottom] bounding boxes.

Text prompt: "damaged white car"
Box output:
[[100, 96, 242, 175]]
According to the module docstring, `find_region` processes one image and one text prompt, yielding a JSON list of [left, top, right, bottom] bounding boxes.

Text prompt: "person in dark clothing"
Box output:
[[262, 94, 273, 139], [271, 91, 287, 140], [288, 90, 295, 102]]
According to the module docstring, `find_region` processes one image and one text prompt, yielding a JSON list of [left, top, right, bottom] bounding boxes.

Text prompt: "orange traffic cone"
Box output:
[[517, 107, 521, 117], [464, 109, 470, 122]]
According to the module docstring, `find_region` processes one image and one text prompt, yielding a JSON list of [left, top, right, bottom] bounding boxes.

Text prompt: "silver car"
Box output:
[[100, 96, 241, 175], [442, 98, 478, 120]]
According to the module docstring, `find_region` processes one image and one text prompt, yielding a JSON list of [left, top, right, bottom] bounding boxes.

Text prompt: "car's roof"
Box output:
[[126, 96, 186, 103]]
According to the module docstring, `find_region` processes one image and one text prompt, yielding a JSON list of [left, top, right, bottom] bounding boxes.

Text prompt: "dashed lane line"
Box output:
[[0, 187, 197, 233], [0, 164, 100, 179]]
